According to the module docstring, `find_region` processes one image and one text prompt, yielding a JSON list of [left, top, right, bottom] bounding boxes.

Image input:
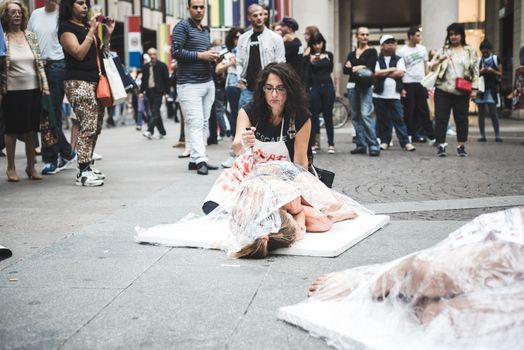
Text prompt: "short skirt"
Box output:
[[2, 89, 42, 134]]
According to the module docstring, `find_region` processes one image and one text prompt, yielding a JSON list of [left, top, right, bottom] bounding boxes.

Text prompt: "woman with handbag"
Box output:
[[429, 22, 479, 157], [58, 0, 114, 186], [1, 0, 49, 182], [475, 40, 503, 142]]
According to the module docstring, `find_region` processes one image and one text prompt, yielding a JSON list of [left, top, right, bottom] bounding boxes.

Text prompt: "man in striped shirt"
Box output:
[[172, 0, 220, 175]]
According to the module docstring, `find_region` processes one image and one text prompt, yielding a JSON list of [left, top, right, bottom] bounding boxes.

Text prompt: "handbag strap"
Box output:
[[93, 35, 102, 76]]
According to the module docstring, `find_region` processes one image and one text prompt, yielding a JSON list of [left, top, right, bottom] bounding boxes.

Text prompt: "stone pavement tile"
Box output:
[[0, 235, 169, 289], [59, 262, 268, 349], [0, 287, 117, 350]]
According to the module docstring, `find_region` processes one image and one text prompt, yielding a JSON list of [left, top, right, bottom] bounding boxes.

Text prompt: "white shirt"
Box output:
[[397, 44, 428, 83], [373, 56, 406, 100], [28, 7, 64, 60]]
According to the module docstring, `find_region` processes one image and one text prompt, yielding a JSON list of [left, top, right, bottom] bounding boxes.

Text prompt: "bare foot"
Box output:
[[307, 272, 355, 300], [308, 274, 331, 297]]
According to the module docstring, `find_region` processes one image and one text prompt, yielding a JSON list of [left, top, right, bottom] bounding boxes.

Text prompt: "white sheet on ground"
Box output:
[[136, 214, 389, 257]]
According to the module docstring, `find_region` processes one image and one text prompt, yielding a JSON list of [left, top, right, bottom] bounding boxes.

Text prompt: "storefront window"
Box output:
[[459, 0, 485, 23]]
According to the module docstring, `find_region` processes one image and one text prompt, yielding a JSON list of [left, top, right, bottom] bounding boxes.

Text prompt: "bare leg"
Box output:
[[24, 131, 42, 180], [5, 134, 19, 181]]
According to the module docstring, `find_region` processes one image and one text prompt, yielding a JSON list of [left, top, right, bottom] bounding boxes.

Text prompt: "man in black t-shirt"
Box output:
[[280, 17, 305, 82]]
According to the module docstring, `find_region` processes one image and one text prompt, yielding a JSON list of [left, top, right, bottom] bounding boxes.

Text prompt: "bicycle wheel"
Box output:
[[332, 97, 349, 129]]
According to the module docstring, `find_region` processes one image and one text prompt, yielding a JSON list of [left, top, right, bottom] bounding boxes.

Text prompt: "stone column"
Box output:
[[421, 0, 458, 52]]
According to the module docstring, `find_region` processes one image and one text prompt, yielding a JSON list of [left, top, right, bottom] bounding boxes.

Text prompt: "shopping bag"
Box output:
[[97, 74, 113, 107], [103, 55, 127, 105], [110, 53, 137, 91], [478, 76, 485, 93], [421, 71, 438, 89]]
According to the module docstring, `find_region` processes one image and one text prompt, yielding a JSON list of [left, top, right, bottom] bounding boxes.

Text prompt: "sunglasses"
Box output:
[[262, 85, 287, 94]]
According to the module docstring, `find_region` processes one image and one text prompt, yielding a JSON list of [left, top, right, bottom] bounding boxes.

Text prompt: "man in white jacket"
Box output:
[[236, 3, 285, 108]]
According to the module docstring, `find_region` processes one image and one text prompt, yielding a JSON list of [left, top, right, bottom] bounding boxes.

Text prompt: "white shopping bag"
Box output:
[[103, 55, 127, 105]]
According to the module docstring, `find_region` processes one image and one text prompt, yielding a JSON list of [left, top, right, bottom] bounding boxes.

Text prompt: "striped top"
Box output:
[[171, 18, 213, 85]]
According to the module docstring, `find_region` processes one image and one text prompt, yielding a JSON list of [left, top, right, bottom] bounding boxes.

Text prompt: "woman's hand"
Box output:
[[87, 14, 99, 34], [242, 127, 256, 148], [105, 17, 115, 35]]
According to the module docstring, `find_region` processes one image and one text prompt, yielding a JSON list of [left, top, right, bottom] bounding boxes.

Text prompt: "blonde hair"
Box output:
[[0, 0, 29, 32], [234, 210, 298, 259]]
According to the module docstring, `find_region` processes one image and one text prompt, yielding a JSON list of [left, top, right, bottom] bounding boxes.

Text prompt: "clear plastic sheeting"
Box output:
[[278, 207, 524, 350], [136, 161, 373, 256]]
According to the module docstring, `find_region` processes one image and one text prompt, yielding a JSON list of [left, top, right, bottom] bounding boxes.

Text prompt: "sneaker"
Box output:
[[41, 162, 59, 175], [143, 131, 152, 140], [328, 146, 336, 154], [447, 128, 457, 136], [379, 143, 389, 150], [456, 145, 468, 157], [311, 148, 317, 155], [404, 143, 416, 151], [437, 144, 447, 157], [90, 165, 106, 180], [495, 137, 503, 142], [427, 138, 436, 146], [221, 155, 236, 168], [76, 170, 104, 187], [155, 134, 165, 140], [57, 151, 77, 171], [92, 152, 103, 161], [136, 125, 142, 131]]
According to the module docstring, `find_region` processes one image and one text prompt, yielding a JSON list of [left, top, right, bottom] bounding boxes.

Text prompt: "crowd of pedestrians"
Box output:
[[0, 0, 516, 186]]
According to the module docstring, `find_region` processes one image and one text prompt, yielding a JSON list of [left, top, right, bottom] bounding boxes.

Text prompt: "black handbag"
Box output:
[[111, 54, 137, 91], [309, 164, 335, 188]]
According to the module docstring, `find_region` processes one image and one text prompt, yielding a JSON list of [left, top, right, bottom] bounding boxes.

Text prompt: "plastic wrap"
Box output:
[[278, 207, 524, 349]]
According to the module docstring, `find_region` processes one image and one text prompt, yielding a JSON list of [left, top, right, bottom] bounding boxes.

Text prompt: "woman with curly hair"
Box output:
[[203, 62, 312, 214], [1, 0, 48, 182]]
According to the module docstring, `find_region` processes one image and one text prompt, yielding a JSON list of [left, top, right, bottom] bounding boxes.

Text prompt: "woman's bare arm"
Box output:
[[294, 118, 311, 169]]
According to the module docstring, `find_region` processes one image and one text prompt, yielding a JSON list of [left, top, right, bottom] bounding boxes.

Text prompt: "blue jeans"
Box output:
[[225, 85, 241, 137], [238, 89, 254, 109], [310, 82, 336, 146], [347, 87, 379, 151], [373, 98, 410, 146], [42, 60, 73, 164], [178, 81, 215, 164]]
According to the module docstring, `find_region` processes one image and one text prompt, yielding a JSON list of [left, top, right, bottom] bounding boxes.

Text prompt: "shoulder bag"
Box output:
[[94, 36, 113, 107], [450, 52, 472, 93]]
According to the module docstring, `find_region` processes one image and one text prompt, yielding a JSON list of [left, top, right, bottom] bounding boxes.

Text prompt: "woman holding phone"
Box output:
[[58, 0, 114, 186]]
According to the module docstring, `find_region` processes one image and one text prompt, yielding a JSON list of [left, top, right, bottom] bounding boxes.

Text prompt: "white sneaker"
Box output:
[[404, 143, 416, 151], [427, 138, 436, 146], [142, 131, 152, 140], [76, 170, 104, 187], [91, 166, 105, 180], [379, 143, 389, 150], [221, 155, 236, 168], [328, 146, 336, 154], [447, 128, 457, 136], [92, 152, 103, 160]]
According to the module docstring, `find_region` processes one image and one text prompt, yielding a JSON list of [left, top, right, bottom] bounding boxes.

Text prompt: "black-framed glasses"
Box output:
[[262, 85, 287, 94]]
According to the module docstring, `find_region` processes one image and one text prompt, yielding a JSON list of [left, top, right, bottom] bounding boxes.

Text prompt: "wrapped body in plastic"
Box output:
[[136, 161, 371, 257], [278, 207, 524, 349]]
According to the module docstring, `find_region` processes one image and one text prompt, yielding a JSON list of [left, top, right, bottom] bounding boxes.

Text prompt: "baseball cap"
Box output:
[[380, 34, 396, 45], [280, 17, 299, 31]]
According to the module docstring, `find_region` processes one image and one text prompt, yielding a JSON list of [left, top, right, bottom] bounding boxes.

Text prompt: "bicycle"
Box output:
[[318, 95, 350, 129]]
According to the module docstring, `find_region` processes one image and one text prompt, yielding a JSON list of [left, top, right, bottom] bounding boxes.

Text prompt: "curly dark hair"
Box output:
[[307, 31, 327, 53], [251, 63, 309, 125], [59, 0, 90, 26], [444, 22, 466, 47], [225, 27, 244, 52]]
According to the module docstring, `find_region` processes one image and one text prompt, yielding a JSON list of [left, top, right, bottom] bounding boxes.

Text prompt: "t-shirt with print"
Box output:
[[246, 31, 262, 90], [242, 102, 312, 161], [397, 44, 427, 83], [58, 21, 99, 82], [372, 56, 406, 100]]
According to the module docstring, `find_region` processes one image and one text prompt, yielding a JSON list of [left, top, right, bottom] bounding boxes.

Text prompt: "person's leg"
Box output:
[[390, 99, 411, 147], [477, 103, 487, 140], [5, 134, 17, 177], [348, 88, 366, 151], [147, 92, 162, 135], [403, 83, 417, 139], [414, 83, 434, 140], [373, 98, 389, 145], [360, 87, 379, 153], [225, 86, 241, 137], [215, 87, 227, 137], [433, 89, 453, 145], [451, 94, 469, 145], [322, 83, 336, 147], [178, 83, 208, 165], [202, 81, 216, 147], [309, 85, 322, 148], [487, 103, 501, 139], [238, 89, 253, 109], [24, 131, 40, 178]]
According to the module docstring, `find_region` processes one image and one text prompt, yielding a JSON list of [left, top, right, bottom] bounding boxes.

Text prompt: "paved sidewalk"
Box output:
[[1, 116, 523, 349]]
